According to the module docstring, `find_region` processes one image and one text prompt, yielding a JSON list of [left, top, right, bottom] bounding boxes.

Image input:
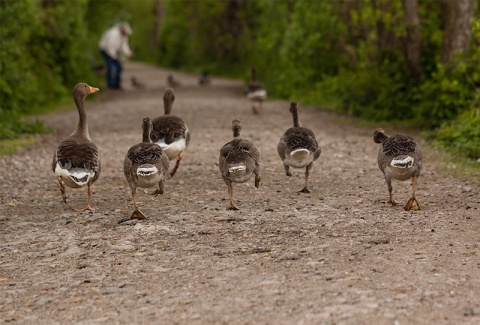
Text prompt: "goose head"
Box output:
[[74, 83, 99, 99], [142, 117, 153, 143], [163, 87, 175, 115], [373, 128, 389, 144], [232, 119, 242, 138]]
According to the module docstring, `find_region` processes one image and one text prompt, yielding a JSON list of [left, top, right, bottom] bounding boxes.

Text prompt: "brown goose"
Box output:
[[150, 88, 190, 177], [167, 74, 181, 88], [374, 128, 422, 211], [277, 102, 321, 193], [52, 83, 100, 211], [245, 66, 267, 115], [124, 117, 169, 220], [219, 119, 261, 210], [199, 71, 211, 86]]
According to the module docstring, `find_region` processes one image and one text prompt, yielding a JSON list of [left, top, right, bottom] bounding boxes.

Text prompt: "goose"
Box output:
[[124, 117, 170, 220], [131, 76, 146, 89], [277, 102, 321, 193], [52, 83, 100, 211], [150, 88, 190, 177], [246, 66, 267, 115], [167, 74, 181, 88], [219, 119, 261, 210], [374, 128, 422, 211], [199, 71, 211, 86]]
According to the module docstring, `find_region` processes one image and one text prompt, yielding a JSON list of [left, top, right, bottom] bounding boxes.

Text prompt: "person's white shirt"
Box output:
[[99, 23, 132, 60]]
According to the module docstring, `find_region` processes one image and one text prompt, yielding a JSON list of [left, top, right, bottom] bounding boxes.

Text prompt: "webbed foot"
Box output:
[[404, 197, 421, 211], [227, 204, 240, 211]]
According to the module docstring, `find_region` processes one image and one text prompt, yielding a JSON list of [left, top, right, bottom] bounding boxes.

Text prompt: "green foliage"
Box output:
[[0, 0, 97, 140], [417, 59, 480, 128], [430, 108, 480, 159], [156, 0, 480, 159], [0, 110, 49, 140], [1, 0, 478, 160], [0, 138, 37, 156]]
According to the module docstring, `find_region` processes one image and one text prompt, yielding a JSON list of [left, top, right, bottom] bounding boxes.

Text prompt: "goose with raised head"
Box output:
[[150, 88, 190, 177], [219, 119, 261, 210], [167, 74, 181, 88], [124, 117, 170, 220], [52, 83, 100, 211], [374, 128, 422, 211], [245, 66, 267, 115], [277, 102, 321, 193]]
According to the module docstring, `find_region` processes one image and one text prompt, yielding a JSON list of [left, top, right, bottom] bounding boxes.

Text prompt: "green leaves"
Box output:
[[0, 0, 95, 140]]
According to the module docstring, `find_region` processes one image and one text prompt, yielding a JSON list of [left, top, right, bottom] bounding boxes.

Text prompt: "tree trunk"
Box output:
[[441, 0, 474, 64], [152, 0, 163, 49], [371, 0, 398, 53], [402, 0, 422, 80]]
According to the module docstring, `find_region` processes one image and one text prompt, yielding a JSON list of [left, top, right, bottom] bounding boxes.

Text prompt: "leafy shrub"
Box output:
[[430, 108, 480, 159], [0, 0, 96, 140]]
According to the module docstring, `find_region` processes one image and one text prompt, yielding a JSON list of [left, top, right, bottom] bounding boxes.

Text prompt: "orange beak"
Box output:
[[89, 86, 100, 93]]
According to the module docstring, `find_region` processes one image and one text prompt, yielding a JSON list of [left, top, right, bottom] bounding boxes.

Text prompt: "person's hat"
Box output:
[[120, 22, 132, 35]]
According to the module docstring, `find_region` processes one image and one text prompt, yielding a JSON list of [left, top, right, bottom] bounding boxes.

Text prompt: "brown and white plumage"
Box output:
[[150, 88, 190, 177], [219, 119, 261, 210], [52, 83, 100, 211], [246, 66, 267, 115], [374, 128, 422, 211], [124, 117, 169, 220], [277, 102, 321, 193]]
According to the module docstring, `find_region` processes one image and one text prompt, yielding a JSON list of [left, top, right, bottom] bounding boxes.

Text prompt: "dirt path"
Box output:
[[1, 61, 479, 324]]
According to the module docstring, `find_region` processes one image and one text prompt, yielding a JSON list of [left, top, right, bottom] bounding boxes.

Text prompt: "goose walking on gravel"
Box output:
[[167, 74, 181, 88], [150, 88, 190, 177], [374, 128, 422, 211], [277, 102, 321, 193], [52, 83, 100, 211], [219, 119, 261, 210], [245, 66, 267, 115], [124, 117, 170, 220]]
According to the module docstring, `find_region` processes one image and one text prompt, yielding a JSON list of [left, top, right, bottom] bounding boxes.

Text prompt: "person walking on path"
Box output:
[[99, 22, 133, 90]]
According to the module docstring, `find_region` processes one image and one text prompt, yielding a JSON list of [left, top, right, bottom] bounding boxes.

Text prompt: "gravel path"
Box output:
[[1, 61, 479, 324]]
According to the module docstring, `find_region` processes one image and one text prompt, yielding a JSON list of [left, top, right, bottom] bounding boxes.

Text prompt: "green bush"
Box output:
[[0, 0, 97, 140], [431, 109, 480, 159]]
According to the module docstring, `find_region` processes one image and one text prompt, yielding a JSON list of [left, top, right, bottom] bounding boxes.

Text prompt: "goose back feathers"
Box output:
[[374, 128, 422, 210], [219, 119, 261, 210], [150, 88, 190, 177], [246, 66, 267, 114], [278, 102, 321, 193], [124, 117, 169, 220]]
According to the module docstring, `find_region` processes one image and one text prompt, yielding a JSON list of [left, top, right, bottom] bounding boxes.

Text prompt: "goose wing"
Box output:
[[53, 137, 100, 177], [281, 127, 319, 152], [382, 134, 417, 157], [150, 115, 188, 144]]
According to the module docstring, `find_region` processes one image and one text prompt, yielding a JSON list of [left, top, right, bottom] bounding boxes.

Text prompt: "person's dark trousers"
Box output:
[[99, 50, 122, 89]]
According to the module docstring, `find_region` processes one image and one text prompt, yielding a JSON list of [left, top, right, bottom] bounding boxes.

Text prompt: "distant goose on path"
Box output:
[[219, 119, 261, 210], [277, 102, 321, 193], [150, 88, 190, 177], [374, 128, 422, 211], [52, 83, 100, 211], [199, 71, 211, 86], [124, 117, 170, 220], [167, 74, 181, 88], [131, 76, 146, 89], [245, 66, 267, 115]]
